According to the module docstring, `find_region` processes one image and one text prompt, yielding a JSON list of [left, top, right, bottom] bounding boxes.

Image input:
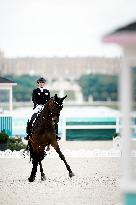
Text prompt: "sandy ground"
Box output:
[[0, 141, 122, 205]]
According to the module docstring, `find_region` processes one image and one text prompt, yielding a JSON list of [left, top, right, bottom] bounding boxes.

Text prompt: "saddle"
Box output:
[[25, 113, 60, 140]]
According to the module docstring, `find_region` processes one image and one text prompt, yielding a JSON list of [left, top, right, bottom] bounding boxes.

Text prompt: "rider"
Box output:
[[25, 77, 60, 141]]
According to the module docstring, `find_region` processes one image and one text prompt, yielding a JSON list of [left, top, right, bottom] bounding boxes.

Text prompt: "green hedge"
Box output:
[[0, 132, 26, 151], [0, 132, 9, 143]]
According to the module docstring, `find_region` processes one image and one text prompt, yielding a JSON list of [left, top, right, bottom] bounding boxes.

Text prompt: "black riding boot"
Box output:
[[55, 123, 61, 141], [24, 121, 32, 140], [24, 113, 38, 140]]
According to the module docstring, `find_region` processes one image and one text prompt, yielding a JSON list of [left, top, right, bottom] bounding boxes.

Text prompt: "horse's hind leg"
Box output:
[[39, 161, 46, 181], [51, 141, 75, 178], [28, 159, 38, 182]]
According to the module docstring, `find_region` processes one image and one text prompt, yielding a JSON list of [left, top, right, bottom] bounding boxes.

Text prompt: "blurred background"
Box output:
[[0, 0, 136, 140]]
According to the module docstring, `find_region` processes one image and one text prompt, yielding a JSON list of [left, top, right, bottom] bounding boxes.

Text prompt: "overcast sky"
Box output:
[[0, 0, 136, 58]]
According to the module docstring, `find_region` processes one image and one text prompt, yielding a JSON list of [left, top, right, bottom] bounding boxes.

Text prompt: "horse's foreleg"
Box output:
[[28, 159, 38, 182], [53, 143, 75, 178], [39, 161, 46, 181]]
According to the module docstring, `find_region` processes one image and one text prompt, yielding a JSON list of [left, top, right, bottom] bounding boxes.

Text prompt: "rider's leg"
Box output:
[[55, 123, 61, 141], [25, 120, 32, 140], [25, 113, 38, 140]]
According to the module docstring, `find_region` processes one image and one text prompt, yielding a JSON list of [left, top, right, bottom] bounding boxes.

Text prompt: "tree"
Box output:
[[4, 74, 40, 101], [78, 74, 118, 101]]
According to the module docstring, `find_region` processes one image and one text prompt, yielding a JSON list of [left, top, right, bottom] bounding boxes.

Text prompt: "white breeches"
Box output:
[[28, 104, 44, 120]]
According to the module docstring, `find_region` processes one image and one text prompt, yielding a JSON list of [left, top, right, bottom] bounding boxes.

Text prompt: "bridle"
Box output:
[[48, 98, 63, 122]]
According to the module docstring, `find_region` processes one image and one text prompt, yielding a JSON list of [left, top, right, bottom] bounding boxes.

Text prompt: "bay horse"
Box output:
[[28, 94, 75, 182]]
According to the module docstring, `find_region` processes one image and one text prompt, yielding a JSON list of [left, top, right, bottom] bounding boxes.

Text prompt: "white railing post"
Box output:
[[60, 117, 66, 141], [120, 53, 132, 187]]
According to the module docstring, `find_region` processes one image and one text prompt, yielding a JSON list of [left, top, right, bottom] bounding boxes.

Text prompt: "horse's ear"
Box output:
[[55, 94, 58, 99], [62, 95, 67, 100]]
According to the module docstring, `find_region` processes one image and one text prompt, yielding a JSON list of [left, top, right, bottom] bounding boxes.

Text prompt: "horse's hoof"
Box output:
[[69, 172, 75, 178], [46, 146, 50, 151], [28, 176, 35, 182], [41, 173, 46, 181]]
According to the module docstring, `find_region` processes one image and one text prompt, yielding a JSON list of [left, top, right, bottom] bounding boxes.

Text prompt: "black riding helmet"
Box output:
[[37, 77, 46, 83]]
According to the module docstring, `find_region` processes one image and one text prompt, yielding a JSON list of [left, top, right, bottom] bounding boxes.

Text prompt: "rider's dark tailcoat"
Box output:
[[32, 88, 50, 109]]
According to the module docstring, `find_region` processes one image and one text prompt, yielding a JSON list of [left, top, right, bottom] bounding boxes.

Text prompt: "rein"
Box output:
[[32, 98, 60, 136], [42, 98, 61, 120]]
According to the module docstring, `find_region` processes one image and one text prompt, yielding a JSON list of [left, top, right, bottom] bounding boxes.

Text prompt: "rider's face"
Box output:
[[38, 82, 45, 88]]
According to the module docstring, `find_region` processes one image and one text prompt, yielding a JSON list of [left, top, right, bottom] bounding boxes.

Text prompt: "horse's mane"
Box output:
[[32, 95, 64, 135], [32, 98, 53, 133], [38, 98, 52, 119]]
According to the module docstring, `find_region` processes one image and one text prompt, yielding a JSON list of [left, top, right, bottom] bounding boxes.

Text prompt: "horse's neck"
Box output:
[[39, 102, 51, 121]]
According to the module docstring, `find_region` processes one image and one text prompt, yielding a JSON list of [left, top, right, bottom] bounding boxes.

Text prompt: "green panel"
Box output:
[[66, 117, 116, 126], [0, 117, 12, 136], [66, 129, 115, 140], [66, 121, 116, 125], [124, 193, 136, 205]]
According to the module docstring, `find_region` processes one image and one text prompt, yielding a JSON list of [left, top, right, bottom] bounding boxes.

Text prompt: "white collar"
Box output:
[[39, 87, 45, 92]]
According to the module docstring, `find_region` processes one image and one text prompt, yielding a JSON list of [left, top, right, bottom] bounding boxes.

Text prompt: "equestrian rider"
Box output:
[[25, 77, 60, 141]]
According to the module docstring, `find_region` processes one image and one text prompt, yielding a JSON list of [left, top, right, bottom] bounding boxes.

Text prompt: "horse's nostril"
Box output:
[[54, 119, 59, 124], [52, 118, 57, 123]]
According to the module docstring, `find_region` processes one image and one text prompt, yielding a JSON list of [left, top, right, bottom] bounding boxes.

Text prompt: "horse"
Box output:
[[28, 94, 75, 182]]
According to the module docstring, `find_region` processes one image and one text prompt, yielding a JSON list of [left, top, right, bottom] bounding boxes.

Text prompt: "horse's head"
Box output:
[[49, 94, 67, 124]]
